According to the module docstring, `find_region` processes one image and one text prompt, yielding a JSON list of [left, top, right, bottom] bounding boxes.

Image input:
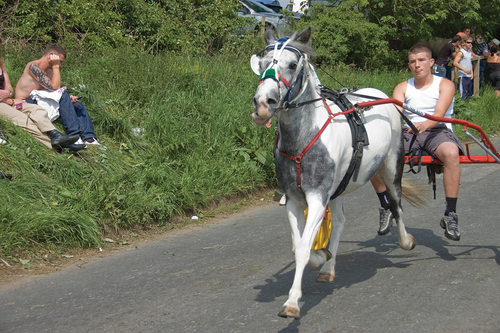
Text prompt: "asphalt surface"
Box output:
[[1, 140, 500, 333]]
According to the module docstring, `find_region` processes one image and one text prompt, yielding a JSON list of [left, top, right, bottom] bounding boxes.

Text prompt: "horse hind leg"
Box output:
[[379, 155, 416, 251]]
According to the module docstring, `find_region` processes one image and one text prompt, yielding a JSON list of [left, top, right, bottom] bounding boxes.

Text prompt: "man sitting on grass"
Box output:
[[15, 44, 102, 149]]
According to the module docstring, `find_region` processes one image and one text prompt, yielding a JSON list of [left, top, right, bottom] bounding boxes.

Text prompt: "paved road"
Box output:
[[1, 146, 499, 333]]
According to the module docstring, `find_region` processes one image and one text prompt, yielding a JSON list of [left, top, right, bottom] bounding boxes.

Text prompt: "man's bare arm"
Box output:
[[28, 63, 55, 91]]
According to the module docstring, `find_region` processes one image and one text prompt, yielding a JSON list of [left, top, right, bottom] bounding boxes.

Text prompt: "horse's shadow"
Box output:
[[253, 249, 408, 332], [254, 226, 500, 331]]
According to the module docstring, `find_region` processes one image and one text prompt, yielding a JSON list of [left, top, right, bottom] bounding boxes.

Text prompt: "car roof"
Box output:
[[257, 0, 281, 5], [240, 0, 276, 13]]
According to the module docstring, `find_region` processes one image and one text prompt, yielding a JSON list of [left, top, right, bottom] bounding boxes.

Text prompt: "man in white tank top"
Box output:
[[372, 44, 463, 241]]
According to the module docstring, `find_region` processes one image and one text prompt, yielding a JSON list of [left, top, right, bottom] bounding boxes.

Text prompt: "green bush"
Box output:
[[0, 0, 245, 55]]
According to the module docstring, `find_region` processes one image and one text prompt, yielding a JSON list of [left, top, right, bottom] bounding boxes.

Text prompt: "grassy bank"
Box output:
[[1, 46, 499, 258]]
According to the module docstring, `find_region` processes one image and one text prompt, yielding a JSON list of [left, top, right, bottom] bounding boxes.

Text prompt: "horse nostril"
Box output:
[[267, 98, 277, 106]]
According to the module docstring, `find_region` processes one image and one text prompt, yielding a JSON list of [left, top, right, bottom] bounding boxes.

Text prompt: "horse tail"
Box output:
[[401, 178, 427, 208]]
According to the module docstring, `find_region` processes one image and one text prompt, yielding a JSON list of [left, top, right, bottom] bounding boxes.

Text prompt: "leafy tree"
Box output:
[[296, 0, 399, 68], [360, 0, 500, 50], [0, 0, 244, 55]]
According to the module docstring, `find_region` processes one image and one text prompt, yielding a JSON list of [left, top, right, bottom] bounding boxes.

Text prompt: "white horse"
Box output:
[[251, 28, 416, 319]]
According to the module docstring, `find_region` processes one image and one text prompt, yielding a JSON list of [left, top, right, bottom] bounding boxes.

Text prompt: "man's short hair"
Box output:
[[408, 44, 432, 59], [44, 44, 66, 57], [451, 35, 462, 43]]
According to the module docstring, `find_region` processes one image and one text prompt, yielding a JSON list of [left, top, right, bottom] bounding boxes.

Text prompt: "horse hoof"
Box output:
[[409, 234, 416, 250], [316, 272, 335, 283], [278, 306, 300, 319], [400, 233, 417, 251]]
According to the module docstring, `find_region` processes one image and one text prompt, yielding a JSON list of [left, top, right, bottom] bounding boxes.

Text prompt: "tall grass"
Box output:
[[1, 46, 499, 256]]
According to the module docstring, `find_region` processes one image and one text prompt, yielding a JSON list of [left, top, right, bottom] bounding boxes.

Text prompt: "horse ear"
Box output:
[[265, 28, 277, 45], [294, 28, 312, 45]]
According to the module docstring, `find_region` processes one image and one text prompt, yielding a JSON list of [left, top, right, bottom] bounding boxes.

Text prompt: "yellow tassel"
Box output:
[[304, 206, 332, 250]]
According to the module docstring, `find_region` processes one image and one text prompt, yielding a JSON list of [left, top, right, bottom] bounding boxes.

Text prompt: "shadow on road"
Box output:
[[253, 226, 500, 332], [253, 250, 410, 332]]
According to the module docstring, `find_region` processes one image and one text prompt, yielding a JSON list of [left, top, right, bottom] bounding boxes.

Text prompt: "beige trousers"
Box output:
[[0, 102, 55, 148]]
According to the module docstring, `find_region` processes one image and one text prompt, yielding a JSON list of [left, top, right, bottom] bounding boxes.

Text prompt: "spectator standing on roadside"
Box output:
[[435, 35, 462, 80], [487, 45, 500, 98], [454, 37, 474, 101], [477, 38, 500, 88]]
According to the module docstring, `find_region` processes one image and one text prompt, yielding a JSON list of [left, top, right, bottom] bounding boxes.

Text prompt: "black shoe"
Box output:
[[0, 172, 12, 180], [440, 212, 461, 241], [47, 129, 80, 148], [55, 143, 87, 153], [378, 207, 393, 235]]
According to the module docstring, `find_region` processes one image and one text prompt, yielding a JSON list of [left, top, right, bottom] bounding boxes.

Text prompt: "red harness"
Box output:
[[275, 97, 355, 190]]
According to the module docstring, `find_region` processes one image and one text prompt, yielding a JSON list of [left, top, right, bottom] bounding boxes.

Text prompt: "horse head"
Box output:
[[251, 28, 316, 126]]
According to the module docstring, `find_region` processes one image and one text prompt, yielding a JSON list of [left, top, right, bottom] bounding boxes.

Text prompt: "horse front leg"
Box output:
[[280, 196, 326, 319], [285, 199, 305, 255], [317, 197, 345, 283]]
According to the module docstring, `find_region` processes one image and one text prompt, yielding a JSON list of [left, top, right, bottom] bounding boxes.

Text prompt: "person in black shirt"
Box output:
[[434, 35, 462, 80]]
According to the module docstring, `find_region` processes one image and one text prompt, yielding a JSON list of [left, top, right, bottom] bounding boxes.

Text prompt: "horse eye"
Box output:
[[289, 63, 297, 70]]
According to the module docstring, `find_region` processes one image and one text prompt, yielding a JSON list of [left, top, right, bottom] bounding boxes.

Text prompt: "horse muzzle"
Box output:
[[251, 112, 270, 126], [253, 84, 280, 121]]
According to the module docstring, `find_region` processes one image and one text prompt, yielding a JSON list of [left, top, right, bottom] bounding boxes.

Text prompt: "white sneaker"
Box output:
[[75, 137, 85, 145], [279, 194, 286, 206], [84, 138, 106, 151], [84, 137, 99, 145]]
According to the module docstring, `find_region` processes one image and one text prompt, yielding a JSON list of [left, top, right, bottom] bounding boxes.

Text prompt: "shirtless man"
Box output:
[[0, 39, 80, 151], [16, 44, 100, 147]]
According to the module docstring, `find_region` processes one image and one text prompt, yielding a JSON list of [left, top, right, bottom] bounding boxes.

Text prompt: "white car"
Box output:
[[238, 0, 290, 33]]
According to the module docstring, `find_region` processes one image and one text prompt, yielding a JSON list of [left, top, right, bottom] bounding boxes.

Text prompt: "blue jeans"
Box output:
[[433, 65, 447, 78], [26, 91, 96, 140]]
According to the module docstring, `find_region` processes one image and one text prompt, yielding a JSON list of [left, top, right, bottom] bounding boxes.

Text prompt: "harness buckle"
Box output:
[[354, 106, 367, 124]]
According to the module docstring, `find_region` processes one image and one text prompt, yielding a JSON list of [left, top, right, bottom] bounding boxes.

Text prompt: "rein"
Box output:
[[253, 42, 372, 196]]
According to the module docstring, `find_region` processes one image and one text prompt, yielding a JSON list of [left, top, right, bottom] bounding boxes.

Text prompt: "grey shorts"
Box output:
[[403, 124, 464, 157]]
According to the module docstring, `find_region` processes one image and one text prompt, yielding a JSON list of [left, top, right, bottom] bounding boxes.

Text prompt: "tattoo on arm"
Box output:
[[28, 64, 54, 91]]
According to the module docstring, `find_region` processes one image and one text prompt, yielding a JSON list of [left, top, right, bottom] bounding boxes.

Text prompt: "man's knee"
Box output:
[[436, 143, 460, 163]]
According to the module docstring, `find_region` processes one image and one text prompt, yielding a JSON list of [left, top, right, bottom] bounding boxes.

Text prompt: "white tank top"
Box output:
[[403, 75, 454, 130], [457, 48, 472, 78]]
